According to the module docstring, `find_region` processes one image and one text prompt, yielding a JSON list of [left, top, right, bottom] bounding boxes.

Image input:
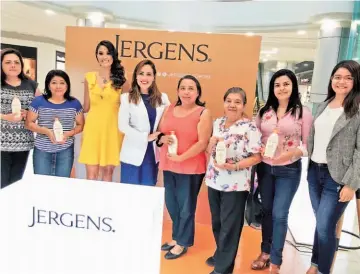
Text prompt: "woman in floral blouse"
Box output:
[[251, 69, 313, 273], [204, 87, 262, 274]]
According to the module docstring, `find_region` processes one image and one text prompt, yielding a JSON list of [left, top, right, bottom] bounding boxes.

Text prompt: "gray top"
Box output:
[[307, 101, 360, 190]]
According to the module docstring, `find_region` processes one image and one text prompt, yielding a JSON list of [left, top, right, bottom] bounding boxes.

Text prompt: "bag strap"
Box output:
[[249, 164, 257, 194]]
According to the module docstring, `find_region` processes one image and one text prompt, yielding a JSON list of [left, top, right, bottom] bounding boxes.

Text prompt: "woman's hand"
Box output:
[[167, 153, 184, 162], [213, 158, 237, 171], [160, 135, 174, 145], [57, 131, 73, 145], [214, 162, 236, 171], [270, 152, 290, 165], [2, 113, 22, 122], [148, 131, 161, 142], [20, 109, 28, 120], [339, 185, 355, 202], [45, 128, 57, 144]]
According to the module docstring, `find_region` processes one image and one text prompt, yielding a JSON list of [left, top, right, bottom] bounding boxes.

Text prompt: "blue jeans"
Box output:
[[307, 160, 349, 274], [257, 160, 302, 266], [33, 145, 74, 177], [163, 171, 204, 247]]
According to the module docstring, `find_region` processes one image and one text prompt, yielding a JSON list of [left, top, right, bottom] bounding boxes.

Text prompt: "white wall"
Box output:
[[1, 37, 65, 91]]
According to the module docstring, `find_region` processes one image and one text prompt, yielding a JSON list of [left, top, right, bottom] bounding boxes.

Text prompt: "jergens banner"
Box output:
[[65, 26, 261, 118]]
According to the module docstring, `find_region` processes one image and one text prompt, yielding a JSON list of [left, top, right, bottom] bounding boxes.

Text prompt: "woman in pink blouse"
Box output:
[[251, 69, 313, 273]]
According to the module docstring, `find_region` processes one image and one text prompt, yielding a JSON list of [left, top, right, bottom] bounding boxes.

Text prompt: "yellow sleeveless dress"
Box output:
[[78, 72, 124, 166]]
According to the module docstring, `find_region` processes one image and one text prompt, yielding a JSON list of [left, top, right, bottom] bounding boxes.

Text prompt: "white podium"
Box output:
[[0, 175, 165, 274]]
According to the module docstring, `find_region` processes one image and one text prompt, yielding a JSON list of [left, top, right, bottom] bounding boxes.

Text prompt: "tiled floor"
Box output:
[[160, 184, 360, 274]]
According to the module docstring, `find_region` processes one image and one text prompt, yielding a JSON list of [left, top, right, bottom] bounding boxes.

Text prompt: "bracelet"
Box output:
[[155, 133, 165, 147]]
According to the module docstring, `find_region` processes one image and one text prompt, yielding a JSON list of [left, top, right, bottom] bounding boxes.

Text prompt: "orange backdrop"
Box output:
[[65, 26, 261, 118]]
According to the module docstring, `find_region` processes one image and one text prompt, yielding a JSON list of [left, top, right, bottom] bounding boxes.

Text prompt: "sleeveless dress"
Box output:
[[78, 72, 124, 166]]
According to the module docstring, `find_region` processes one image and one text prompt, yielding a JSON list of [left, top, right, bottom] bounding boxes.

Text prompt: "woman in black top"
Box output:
[[0, 48, 41, 188]]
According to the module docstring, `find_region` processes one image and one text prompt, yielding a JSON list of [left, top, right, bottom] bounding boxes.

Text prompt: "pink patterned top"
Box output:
[[205, 117, 262, 192], [255, 107, 313, 166]]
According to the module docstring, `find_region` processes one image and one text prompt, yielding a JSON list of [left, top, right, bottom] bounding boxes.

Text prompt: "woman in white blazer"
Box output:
[[119, 59, 170, 186]]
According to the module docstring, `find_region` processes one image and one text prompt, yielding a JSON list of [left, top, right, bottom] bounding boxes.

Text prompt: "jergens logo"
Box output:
[[28, 206, 114, 233], [115, 35, 211, 62]]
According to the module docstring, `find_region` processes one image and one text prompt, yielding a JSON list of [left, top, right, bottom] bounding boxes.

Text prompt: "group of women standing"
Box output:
[[1, 40, 359, 274]]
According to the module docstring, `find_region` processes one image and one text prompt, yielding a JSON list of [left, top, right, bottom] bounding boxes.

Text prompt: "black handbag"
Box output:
[[245, 165, 262, 229]]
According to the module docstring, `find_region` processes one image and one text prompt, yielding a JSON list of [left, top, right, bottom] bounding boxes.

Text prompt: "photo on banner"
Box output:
[[65, 26, 261, 118], [65, 26, 262, 180]]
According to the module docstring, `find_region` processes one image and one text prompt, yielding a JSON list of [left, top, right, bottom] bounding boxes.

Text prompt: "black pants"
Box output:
[[208, 187, 249, 274], [1, 151, 30, 189], [163, 171, 204, 247]]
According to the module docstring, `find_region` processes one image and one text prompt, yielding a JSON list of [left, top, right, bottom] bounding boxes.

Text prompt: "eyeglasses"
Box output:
[[332, 75, 354, 82]]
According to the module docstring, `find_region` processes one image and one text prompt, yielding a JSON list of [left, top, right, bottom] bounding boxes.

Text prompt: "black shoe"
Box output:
[[164, 247, 188, 260], [161, 243, 175, 251], [206, 256, 215, 267]]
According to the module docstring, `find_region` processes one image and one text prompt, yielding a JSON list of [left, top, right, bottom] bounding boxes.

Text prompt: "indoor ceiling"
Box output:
[[1, 1, 355, 62]]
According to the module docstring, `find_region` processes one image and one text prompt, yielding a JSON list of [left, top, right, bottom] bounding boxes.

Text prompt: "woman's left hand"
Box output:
[[58, 131, 72, 145], [213, 161, 236, 171], [339, 185, 355, 202], [20, 109, 28, 120], [270, 151, 293, 165], [167, 153, 184, 162]]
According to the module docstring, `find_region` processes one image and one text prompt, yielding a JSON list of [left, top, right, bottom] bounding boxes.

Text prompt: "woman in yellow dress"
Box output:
[[78, 40, 127, 181]]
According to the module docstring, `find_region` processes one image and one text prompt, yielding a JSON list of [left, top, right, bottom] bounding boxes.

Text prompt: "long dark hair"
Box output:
[[129, 59, 162, 108], [325, 60, 360, 119], [44, 70, 74, 101], [1, 48, 28, 86], [259, 69, 303, 119], [175, 75, 205, 106], [95, 40, 126, 90]]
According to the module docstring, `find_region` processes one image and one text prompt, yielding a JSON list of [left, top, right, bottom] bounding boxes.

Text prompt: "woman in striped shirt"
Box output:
[[26, 70, 84, 177]]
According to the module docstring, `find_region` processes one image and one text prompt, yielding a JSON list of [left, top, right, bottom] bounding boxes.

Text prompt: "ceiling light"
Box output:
[[320, 19, 340, 31], [246, 32, 255, 36], [297, 30, 306, 35], [263, 59, 268, 62], [168, 29, 175, 32], [206, 31, 212, 34], [119, 24, 127, 28], [45, 9, 55, 15]]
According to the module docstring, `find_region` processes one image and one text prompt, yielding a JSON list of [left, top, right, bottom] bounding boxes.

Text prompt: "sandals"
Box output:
[[251, 252, 270, 270], [269, 263, 280, 274]]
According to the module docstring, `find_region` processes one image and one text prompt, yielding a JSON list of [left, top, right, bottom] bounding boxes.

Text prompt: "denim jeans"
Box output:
[[307, 160, 349, 274], [257, 160, 302, 266], [33, 145, 74, 177], [163, 171, 204, 247]]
